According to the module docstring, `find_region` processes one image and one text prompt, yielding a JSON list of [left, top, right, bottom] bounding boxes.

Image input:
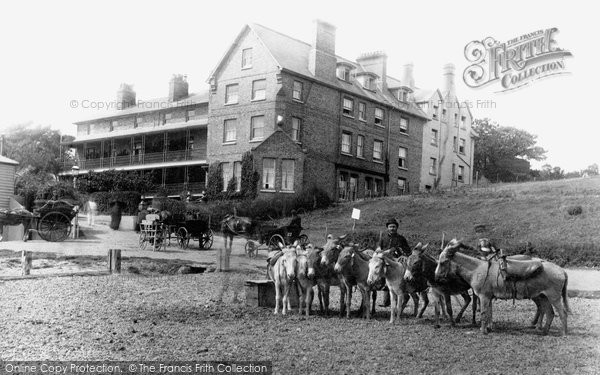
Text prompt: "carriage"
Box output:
[[244, 221, 309, 258], [0, 200, 78, 242], [174, 217, 214, 250]]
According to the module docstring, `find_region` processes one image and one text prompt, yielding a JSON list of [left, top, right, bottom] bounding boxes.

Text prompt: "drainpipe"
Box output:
[[385, 104, 392, 196]]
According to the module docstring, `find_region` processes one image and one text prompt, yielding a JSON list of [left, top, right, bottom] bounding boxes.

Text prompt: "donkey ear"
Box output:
[[422, 243, 429, 250], [278, 242, 285, 249], [415, 242, 422, 249]]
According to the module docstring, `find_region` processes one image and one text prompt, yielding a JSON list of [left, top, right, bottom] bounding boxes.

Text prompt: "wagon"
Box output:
[[244, 222, 308, 258], [175, 218, 214, 250], [0, 200, 78, 242]]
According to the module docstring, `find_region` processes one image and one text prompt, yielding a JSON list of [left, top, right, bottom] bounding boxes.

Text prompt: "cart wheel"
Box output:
[[201, 229, 214, 250], [177, 227, 189, 249], [269, 234, 285, 249], [245, 241, 257, 258], [299, 234, 309, 246], [139, 232, 148, 251], [38, 212, 72, 242]]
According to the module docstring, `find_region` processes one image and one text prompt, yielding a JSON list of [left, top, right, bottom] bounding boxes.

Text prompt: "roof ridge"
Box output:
[[249, 23, 311, 48]]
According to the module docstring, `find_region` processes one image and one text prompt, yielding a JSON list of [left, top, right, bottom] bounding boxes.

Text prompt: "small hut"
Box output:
[[0, 155, 19, 210]]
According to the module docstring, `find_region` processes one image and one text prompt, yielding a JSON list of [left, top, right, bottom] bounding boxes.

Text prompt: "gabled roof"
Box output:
[[74, 91, 209, 124], [252, 128, 306, 153], [209, 23, 428, 120], [0, 155, 19, 166]]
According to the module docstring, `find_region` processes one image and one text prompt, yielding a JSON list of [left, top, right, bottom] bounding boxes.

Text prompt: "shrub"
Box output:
[[240, 152, 259, 199], [77, 170, 155, 194], [151, 198, 187, 217], [206, 162, 224, 200], [89, 191, 141, 215], [37, 180, 79, 202], [567, 205, 583, 216]]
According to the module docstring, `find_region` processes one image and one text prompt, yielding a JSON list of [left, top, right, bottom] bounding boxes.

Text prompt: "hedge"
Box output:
[[85, 191, 141, 215]]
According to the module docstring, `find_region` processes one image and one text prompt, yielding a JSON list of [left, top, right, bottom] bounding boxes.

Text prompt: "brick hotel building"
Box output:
[[63, 20, 475, 200]]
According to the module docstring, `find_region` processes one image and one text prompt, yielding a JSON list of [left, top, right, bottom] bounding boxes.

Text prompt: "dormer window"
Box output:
[[336, 62, 354, 82], [397, 86, 413, 102], [356, 72, 378, 91]]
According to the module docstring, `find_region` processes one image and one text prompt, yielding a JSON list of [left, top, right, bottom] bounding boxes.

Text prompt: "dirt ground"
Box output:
[[1, 270, 599, 374]]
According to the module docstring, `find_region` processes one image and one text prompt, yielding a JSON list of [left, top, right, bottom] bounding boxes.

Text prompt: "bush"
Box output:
[[567, 205, 583, 216], [241, 152, 259, 199], [206, 162, 224, 200], [76, 170, 155, 194], [37, 180, 79, 202], [89, 191, 141, 215], [151, 198, 187, 217]]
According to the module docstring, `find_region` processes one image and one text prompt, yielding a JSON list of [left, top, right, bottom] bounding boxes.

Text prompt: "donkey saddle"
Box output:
[[499, 257, 543, 280]]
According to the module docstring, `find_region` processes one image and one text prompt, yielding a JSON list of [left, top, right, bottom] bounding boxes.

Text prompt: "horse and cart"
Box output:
[[0, 200, 78, 242], [138, 211, 214, 251], [221, 215, 309, 258]]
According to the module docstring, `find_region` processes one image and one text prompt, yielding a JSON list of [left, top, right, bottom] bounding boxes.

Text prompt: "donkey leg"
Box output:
[[345, 287, 352, 319], [455, 291, 471, 324], [389, 291, 398, 324], [531, 297, 543, 328], [399, 292, 409, 317], [418, 292, 429, 319], [411, 293, 420, 317], [445, 294, 456, 327], [282, 284, 289, 316], [542, 298, 556, 335], [307, 287, 314, 317], [364, 290, 371, 320], [274, 283, 281, 315], [471, 293, 478, 326], [371, 291, 377, 317], [433, 298, 441, 328], [339, 284, 346, 318], [549, 294, 567, 336]]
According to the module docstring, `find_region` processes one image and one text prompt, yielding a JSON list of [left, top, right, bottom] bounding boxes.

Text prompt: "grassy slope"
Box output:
[[301, 176, 600, 267]]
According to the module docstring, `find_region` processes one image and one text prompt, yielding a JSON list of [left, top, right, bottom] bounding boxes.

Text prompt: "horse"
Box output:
[[318, 234, 349, 316], [268, 245, 298, 315], [435, 239, 570, 335], [404, 243, 476, 328], [334, 245, 380, 319], [220, 215, 255, 252], [366, 251, 410, 323]]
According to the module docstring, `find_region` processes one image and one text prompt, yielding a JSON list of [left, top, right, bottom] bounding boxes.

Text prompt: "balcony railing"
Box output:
[[67, 148, 206, 171]]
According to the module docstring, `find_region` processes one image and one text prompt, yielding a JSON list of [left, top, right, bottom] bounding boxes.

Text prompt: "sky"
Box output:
[[0, 0, 598, 172]]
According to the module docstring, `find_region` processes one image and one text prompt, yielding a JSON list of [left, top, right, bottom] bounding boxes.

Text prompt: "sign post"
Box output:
[[351, 208, 360, 241]]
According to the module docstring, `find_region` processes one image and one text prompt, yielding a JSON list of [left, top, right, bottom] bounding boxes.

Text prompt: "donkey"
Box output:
[[404, 243, 476, 328], [268, 245, 298, 315], [334, 245, 380, 319], [367, 251, 410, 323], [435, 239, 570, 335], [318, 234, 349, 316], [296, 245, 317, 317]]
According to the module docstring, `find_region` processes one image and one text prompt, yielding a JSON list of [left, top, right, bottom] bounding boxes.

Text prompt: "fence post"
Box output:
[[108, 249, 121, 274], [21, 251, 32, 276]]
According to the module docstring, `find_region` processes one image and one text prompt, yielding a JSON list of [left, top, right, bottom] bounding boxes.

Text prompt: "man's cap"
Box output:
[[386, 218, 400, 227]]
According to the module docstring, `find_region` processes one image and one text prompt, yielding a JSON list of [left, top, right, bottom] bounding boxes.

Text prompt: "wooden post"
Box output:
[[21, 251, 32, 276], [108, 249, 121, 274]]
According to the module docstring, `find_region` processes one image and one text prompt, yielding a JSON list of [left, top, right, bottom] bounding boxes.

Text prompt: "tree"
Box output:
[[3, 123, 75, 175], [76, 170, 155, 194], [584, 163, 599, 176], [240, 152, 259, 199], [473, 118, 547, 181], [206, 162, 223, 200]]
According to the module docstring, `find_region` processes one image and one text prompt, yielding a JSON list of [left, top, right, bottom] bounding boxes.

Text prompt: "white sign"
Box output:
[[351, 208, 361, 220]]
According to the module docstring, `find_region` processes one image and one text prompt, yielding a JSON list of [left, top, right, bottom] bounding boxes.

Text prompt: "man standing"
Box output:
[[376, 217, 410, 307]]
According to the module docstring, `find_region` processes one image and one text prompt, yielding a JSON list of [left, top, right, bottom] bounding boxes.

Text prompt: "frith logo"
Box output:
[[463, 28, 573, 92]]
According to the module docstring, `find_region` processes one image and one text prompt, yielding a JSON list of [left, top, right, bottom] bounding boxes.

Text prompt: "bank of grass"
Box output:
[[302, 176, 600, 267]]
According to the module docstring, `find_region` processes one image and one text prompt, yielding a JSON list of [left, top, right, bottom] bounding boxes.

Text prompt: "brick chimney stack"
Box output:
[[169, 74, 189, 102], [442, 63, 456, 94], [357, 51, 388, 91], [401, 62, 415, 89], [116, 83, 136, 110], [308, 19, 337, 80]]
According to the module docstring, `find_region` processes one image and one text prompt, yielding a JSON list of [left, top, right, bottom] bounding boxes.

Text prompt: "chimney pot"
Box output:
[[169, 74, 189, 102], [442, 63, 456, 94], [116, 83, 136, 110]]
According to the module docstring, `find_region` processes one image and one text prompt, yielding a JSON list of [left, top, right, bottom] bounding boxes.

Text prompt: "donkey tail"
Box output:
[[562, 271, 572, 315]]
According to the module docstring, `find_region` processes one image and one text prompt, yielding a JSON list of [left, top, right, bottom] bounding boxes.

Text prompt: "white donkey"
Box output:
[[269, 244, 298, 315]]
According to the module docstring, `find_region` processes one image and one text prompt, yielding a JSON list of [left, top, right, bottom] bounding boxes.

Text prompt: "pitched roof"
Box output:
[[244, 23, 428, 120], [74, 91, 209, 124], [251, 127, 305, 153], [0, 155, 19, 166]]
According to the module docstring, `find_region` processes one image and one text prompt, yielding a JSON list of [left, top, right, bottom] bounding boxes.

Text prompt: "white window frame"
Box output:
[[374, 108, 384, 126], [281, 159, 295, 192], [337, 66, 351, 81], [225, 84, 239, 105], [398, 147, 407, 169], [430, 157, 437, 175], [262, 158, 276, 190], [221, 162, 231, 192], [432, 105, 439, 119], [431, 129, 438, 146], [399, 117, 409, 134], [459, 138, 466, 154], [233, 161, 242, 191], [341, 132, 352, 154], [461, 115, 466, 128], [250, 116, 265, 140], [358, 102, 366, 121], [242, 48, 252, 69], [223, 119, 237, 143], [293, 81, 303, 101], [291, 117, 301, 142], [458, 165, 465, 182], [342, 97, 354, 117], [397, 178, 406, 194], [252, 79, 266, 101], [373, 140, 383, 161], [357, 135, 364, 158]]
